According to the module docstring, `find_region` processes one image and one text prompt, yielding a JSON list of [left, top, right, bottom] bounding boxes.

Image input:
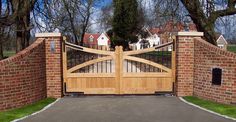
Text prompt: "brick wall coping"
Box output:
[[0, 38, 45, 66], [174, 32, 204, 37], [35, 33, 62, 38], [194, 37, 236, 59]]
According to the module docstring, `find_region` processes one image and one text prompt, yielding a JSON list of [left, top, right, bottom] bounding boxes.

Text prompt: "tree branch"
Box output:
[[209, 0, 236, 22]]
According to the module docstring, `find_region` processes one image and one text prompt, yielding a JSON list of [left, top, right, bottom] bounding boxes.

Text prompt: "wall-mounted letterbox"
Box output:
[[212, 68, 222, 85]]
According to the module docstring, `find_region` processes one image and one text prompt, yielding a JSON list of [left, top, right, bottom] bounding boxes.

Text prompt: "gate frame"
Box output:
[[62, 37, 176, 95]]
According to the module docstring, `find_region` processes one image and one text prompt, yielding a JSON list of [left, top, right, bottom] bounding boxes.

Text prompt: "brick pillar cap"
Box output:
[[173, 32, 204, 37], [35, 33, 62, 38]]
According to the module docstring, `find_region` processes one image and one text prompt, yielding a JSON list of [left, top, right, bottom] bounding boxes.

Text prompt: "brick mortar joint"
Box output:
[[194, 38, 236, 59]]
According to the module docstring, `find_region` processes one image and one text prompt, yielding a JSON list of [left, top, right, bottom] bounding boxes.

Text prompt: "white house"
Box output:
[[216, 35, 228, 50], [97, 33, 110, 46], [146, 34, 161, 46], [130, 28, 161, 50], [83, 32, 111, 50]]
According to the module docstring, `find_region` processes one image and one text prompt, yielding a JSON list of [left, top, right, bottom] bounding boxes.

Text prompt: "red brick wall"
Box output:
[[0, 38, 46, 111], [175, 36, 195, 96], [45, 37, 63, 98], [0, 34, 63, 111], [193, 38, 236, 104]]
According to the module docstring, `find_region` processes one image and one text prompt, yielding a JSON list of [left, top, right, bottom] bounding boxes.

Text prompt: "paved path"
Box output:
[[21, 96, 235, 122]]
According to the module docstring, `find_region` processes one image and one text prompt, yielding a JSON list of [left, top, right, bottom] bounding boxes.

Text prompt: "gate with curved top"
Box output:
[[62, 39, 176, 94]]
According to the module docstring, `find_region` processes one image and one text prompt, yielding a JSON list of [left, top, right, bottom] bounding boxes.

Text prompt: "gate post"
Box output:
[[36, 33, 63, 98], [174, 32, 203, 96], [172, 36, 176, 93], [119, 46, 123, 94], [115, 46, 123, 94]]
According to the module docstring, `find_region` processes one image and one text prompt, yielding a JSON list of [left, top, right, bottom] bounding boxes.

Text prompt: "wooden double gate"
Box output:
[[62, 40, 176, 94]]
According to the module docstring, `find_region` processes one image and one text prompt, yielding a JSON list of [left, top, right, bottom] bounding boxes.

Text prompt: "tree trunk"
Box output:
[[181, 0, 236, 45], [80, 15, 91, 46], [24, 13, 30, 47], [15, 13, 30, 52], [180, 0, 216, 45], [0, 39, 3, 60], [62, 0, 79, 45], [16, 17, 24, 52], [190, 16, 217, 45], [80, 28, 85, 46]]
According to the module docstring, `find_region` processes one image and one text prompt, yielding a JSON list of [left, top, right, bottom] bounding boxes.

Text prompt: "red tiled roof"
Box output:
[[83, 33, 100, 45], [149, 28, 160, 35], [83, 33, 111, 45], [161, 21, 197, 32], [149, 21, 197, 34]]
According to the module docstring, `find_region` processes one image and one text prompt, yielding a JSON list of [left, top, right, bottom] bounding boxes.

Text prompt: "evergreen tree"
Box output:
[[112, 0, 139, 48]]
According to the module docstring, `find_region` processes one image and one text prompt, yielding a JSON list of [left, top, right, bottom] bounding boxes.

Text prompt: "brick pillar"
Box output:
[[175, 32, 203, 96], [36, 33, 63, 98]]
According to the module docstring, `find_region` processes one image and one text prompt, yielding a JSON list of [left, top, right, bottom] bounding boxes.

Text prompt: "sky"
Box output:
[[29, 0, 236, 40], [95, 0, 112, 8]]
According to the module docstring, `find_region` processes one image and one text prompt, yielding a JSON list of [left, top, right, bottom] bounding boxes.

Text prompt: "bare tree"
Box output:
[[99, 3, 113, 32], [62, 0, 80, 45], [0, 0, 36, 52], [33, 0, 98, 45], [181, 0, 236, 44], [77, 0, 96, 45]]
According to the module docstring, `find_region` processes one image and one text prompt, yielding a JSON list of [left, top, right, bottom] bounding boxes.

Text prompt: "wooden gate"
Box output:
[[63, 40, 176, 94]]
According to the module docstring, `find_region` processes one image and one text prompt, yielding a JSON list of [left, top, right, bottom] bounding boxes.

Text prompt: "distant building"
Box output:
[[129, 27, 161, 50], [150, 21, 197, 44], [216, 35, 228, 50], [83, 32, 111, 50], [130, 21, 197, 50]]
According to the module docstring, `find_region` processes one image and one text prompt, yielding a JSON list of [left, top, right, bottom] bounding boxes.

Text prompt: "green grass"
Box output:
[[0, 98, 56, 122], [227, 45, 236, 53], [3, 51, 16, 57], [147, 51, 172, 56], [183, 96, 236, 119]]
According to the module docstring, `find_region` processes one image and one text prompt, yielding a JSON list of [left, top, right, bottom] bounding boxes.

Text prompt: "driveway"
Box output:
[[20, 96, 234, 122]]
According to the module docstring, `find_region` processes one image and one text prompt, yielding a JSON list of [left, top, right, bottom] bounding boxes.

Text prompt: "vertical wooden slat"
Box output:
[[172, 37, 176, 84], [115, 46, 120, 94], [119, 46, 123, 94], [62, 37, 67, 95]]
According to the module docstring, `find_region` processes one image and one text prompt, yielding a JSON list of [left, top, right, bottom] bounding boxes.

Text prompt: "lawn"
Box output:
[[183, 96, 236, 119], [227, 45, 236, 53], [0, 98, 56, 122], [3, 51, 16, 58]]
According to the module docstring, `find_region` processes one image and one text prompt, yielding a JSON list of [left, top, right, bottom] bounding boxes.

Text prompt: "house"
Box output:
[[216, 34, 228, 50], [151, 21, 197, 44], [150, 21, 197, 51], [83, 32, 111, 50], [129, 27, 161, 50], [130, 21, 197, 50]]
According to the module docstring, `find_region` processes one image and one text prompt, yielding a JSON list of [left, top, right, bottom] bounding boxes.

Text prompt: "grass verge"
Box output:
[[183, 96, 236, 119], [0, 98, 56, 122], [3, 51, 16, 57], [227, 45, 236, 53]]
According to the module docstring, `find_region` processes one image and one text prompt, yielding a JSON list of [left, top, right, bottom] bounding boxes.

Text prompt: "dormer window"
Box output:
[[89, 36, 94, 42]]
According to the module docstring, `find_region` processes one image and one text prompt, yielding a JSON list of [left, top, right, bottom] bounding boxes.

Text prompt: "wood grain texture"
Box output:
[[66, 77, 117, 94], [123, 41, 173, 56], [63, 42, 175, 94], [65, 41, 115, 56], [67, 56, 113, 73], [122, 77, 172, 94], [124, 56, 172, 73]]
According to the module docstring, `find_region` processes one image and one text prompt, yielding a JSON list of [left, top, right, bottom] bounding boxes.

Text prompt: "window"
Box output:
[[89, 36, 94, 42], [212, 68, 222, 85], [218, 44, 224, 49]]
